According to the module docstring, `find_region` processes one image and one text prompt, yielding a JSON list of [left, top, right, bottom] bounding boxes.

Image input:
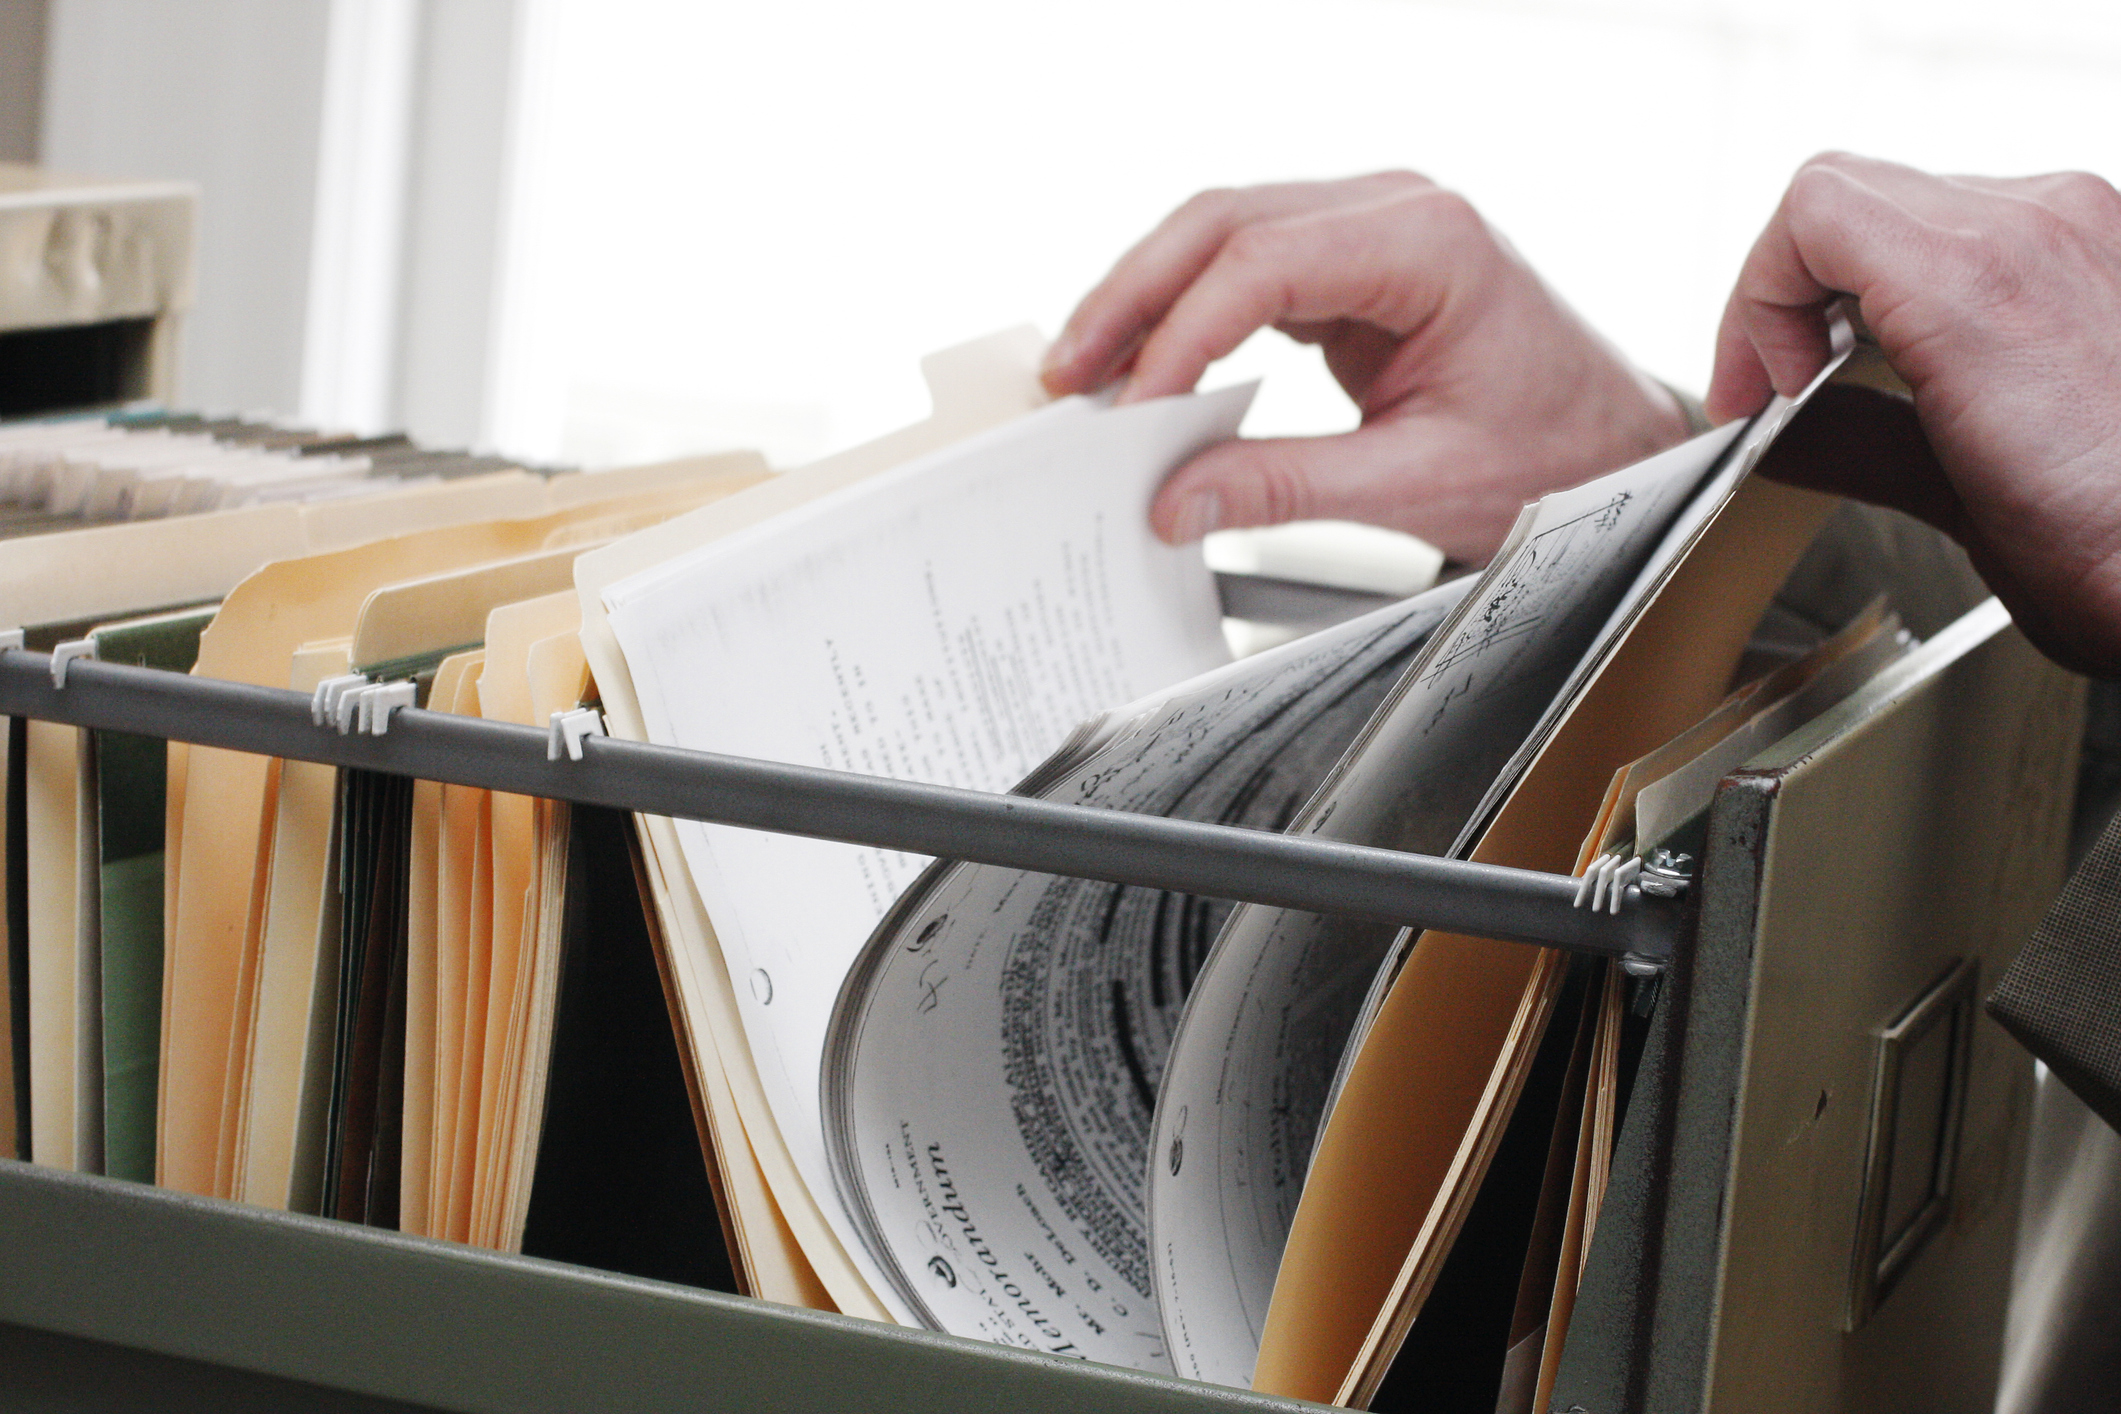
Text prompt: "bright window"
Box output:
[[488, 0, 2121, 470]]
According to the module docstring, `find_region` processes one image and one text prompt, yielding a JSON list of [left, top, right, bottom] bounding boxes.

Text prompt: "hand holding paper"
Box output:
[[1709, 152, 2121, 675], [1039, 172, 1693, 560]]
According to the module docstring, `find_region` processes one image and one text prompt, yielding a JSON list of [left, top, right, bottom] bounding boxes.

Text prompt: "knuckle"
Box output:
[[1401, 185, 1499, 260], [1799, 149, 1862, 179], [1222, 218, 1298, 268], [1783, 151, 1886, 217], [1413, 185, 1481, 227], [1798, 152, 1866, 193], [1784, 157, 1851, 215], [1937, 222, 2027, 308], [2016, 198, 2074, 249], [1364, 168, 1435, 193], [1175, 186, 1240, 225], [1384, 184, 1486, 248], [2050, 169, 2121, 220], [1251, 451, 1317, 525]]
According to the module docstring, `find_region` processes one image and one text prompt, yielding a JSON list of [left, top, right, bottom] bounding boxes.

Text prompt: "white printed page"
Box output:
[[1147, 421, 1747, 1387], [602, 386, 1249, 1308], [824, 582, 1470, 1369]]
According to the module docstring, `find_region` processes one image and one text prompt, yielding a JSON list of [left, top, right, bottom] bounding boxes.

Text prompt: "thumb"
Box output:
[[1704, 296, 1781, 425], [1149, 430, 1380, 544], [1148, 421, 1506, 555]]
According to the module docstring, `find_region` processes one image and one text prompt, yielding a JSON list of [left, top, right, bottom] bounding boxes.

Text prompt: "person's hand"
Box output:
[[1710, 152, 2121, 675], [1042, 173, 1692, 563]]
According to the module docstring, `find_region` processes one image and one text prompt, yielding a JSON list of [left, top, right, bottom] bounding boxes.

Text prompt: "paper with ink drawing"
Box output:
[[1148, 420, 1747, 1387]]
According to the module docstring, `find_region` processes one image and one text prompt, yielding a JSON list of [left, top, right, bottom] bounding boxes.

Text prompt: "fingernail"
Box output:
[[1172, 489, 1222, 543], [1042, 331, 1077, 374]]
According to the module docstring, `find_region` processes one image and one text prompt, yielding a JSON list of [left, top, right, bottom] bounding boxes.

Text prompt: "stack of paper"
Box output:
[[0, 414, 766, 1279]]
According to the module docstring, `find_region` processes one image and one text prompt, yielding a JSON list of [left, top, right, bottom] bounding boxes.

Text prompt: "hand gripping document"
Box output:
[[824, 324, 2036, 1404]]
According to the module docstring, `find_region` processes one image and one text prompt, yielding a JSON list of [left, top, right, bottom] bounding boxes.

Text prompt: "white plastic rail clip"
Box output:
[[355, 681, 417, 735], [313, 673, 368, 728], [0, 629, 23, 653], [548, 707, 606, 761], [1573, 848, 1642, 916], [49, 639, 96, 688]]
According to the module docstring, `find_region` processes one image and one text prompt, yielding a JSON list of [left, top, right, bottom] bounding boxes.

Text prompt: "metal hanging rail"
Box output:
[[0, 647, 1683, 968]]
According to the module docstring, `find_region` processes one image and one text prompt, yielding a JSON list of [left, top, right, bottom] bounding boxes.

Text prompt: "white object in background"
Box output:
[[1202, 520, 1445, 598], [301, 0, 420, 435], [1207, 520, 1446, 657]]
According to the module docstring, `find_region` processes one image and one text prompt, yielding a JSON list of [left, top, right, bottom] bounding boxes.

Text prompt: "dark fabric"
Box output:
[[1991, 808, 2121, 1135]]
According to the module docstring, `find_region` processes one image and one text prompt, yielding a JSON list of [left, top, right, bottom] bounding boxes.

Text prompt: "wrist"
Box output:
[[1652, 378, 1714, 438]]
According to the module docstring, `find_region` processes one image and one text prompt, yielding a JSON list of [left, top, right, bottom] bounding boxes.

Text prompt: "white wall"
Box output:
[[391, 0, 522, 449], [41, 0, 332, 415], [0, 0, 47, 163], [39, 0, 519, 447], [489, 0, 2121, 471]]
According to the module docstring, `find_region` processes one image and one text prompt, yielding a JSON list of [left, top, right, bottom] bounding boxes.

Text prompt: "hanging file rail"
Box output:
[[0, 645, 1681, 967]]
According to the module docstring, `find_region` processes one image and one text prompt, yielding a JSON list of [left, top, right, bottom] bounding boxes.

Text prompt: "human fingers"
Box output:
[[1705, 155, 1915, 421], [1704, 154, 2111, 422], [1118, 185, 1501, 406], [1708, 155, 2121, 671], [1145, 418, 1533, 562], [1704, 217, 1829, 424], [1703, 152, 2035, 421], [1041, 172, 1436, 397]]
